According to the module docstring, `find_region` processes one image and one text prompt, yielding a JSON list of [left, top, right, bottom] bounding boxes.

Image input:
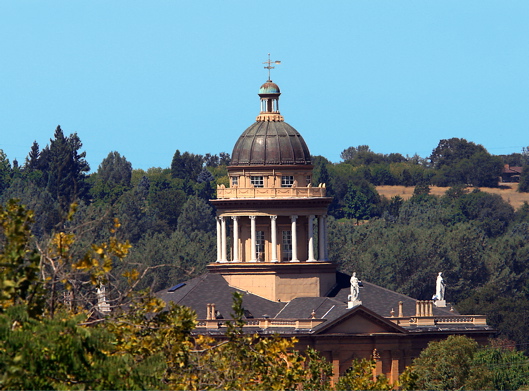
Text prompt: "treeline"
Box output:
[[0, 126, 230, 294], [1, 126, 529, 349]]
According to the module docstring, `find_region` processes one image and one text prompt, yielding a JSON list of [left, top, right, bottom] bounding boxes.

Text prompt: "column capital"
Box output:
[[291, 215, 298, 221], [231, 216, 239, 221], [270, 215, 278, 221], [249, 215, 257, 221]]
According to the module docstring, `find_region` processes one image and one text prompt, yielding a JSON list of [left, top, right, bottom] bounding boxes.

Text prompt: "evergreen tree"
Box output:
[[90, 151, 132, 202], [38, 126, 90, 212], [0, 150, 11, 197], [170, 150, 203, 182], [177, 196, 215, 235], [24, 141, 40, 171]]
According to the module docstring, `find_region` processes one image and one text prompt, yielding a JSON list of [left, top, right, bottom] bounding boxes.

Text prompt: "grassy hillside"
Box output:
[[376, 183, 529, 210]]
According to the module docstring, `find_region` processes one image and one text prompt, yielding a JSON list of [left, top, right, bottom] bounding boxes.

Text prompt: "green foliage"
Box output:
[[402, 335, 478, 390], [518, 164, 529, 192], [0, 200, 44, 317], [0, 305, 162, 390], [401, 336, 529, 391], [0, 150, 11, 197], [171, 149, 204, 182], [1, 179, 60, 238], [177, 195, 215, 235], [466, 344, 529, 390], [430, 138, 502, 187], [38, 126, 90, 214], [342, 182, 380, 221], [90, 151, 133, 203], [336, 359, 393, 391]]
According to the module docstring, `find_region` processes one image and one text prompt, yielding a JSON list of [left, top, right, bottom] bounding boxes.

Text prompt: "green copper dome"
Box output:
[[259, 81, 280, 94]]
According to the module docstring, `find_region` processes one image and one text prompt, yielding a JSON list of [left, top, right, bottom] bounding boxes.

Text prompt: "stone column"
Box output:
[[323, 215, 329, 261], [318, 215, 325, 261], [249, 216, 257, 262], [270, 215, 278, 262], [307, 215, 316, 262], [232, 216, 239, 262], [220, 216, 227, 263], [216, 217, 222, 262], [290, 215, 299, 262]]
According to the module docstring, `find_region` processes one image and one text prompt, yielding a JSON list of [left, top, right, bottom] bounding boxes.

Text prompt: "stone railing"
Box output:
[[196, 318, 325, 330], [390, 315, 488, 327], [216, 185, 327, 199]]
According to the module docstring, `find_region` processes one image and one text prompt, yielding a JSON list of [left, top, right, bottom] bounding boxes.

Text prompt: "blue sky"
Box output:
[[1, 1, 528, 171]]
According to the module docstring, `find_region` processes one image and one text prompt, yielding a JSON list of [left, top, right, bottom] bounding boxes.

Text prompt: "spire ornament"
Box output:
[[263, 53, 281, 81]]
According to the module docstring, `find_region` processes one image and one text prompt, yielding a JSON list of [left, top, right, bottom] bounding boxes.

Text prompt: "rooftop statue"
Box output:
[[435, 272, 446, 301], [349, 272, 360, 302]]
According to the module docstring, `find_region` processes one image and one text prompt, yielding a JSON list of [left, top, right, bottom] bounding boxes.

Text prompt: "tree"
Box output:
[[340, 145, 371, 162], [0, 150, 11, 197], [38, 126, 90, 213], [342, 182, 380, 222], [0, 306, 162, 390], [177, 196, 215, 235], [24, 141, 40, 171], [465, 343, 529, 390], [430, 138, 502, 187], [90, 151, 133, 203], [401, 336, 529, 391], [0, 200, 44, 317], [429, 138, 485, 169], [171, 150, 203, 182], [518, 164, 529, 192], [401, 335, 478, 390], [336, 359, 393, 391]]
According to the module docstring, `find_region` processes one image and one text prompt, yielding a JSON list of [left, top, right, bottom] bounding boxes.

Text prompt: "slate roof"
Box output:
[[330, 272, 455, 318], [156, 270, 493, 334], [156, 273, 285, 320]]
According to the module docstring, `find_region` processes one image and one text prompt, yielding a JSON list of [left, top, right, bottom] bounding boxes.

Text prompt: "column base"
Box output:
[[290, 259, 300, 263]]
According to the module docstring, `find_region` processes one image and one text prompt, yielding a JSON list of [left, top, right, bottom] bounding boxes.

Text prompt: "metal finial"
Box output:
[[263, 53, 281, 81]]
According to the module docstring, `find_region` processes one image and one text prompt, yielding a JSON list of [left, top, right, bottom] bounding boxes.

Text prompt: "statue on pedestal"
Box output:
[[435, 272, 445, 301], [349, 272, 360, 302]]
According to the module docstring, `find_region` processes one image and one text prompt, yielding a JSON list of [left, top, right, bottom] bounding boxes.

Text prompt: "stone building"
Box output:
[[157, 72, 493, 383]]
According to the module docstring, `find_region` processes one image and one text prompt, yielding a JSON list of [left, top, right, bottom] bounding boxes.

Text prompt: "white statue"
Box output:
[[349, 272, 360, 302], [435, 272, 445, 301]]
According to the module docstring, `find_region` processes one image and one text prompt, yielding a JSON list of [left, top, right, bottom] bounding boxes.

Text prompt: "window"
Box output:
[[250, 176, 264, 188], [256, 231, 265, 261], [282, 231, 292, 261], [306, 175, 312, 186], [231, 176, 238, 186], [281, 175, 294, 188]]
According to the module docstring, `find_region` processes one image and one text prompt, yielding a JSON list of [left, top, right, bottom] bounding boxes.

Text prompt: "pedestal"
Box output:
[[348, 300, 362, 309]]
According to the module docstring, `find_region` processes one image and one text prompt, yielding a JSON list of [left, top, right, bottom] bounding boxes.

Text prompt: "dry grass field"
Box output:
[[376, 183, 529, 210]]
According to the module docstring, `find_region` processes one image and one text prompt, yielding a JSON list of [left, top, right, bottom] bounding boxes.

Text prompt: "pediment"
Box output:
[[315, 306, 407, 335]]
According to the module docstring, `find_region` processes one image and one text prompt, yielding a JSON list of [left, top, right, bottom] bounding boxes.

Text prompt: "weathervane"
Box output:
[[263, 53, 281, 81]]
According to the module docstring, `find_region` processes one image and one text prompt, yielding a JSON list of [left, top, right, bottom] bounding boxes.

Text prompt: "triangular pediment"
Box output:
[[315, 305, 407, 335]]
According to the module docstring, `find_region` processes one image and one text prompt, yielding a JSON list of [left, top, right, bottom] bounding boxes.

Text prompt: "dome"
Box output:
[[259, 81, 280, 94], [230, 121, 311, 166]]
